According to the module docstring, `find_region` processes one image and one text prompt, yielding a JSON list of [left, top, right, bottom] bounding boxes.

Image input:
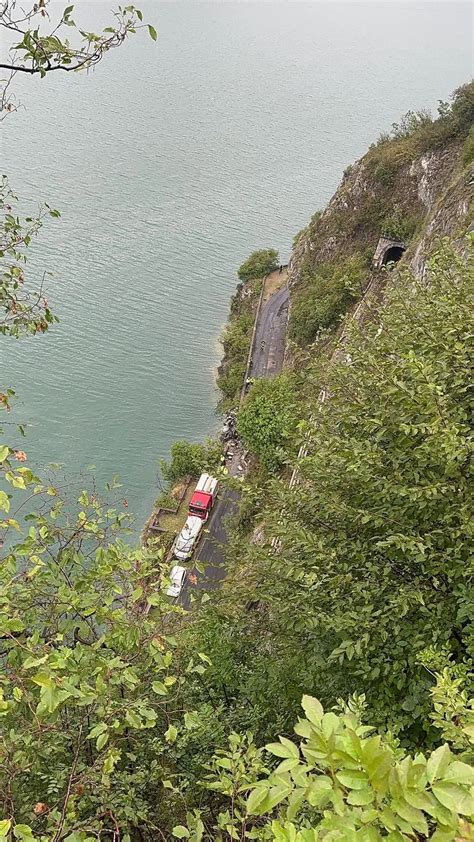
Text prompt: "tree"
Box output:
[[237, 375, 298, 471], [288, 254, 366, 347], [243, 238, 474, 742], [0, 484, 191, 838], [0, 6, 183, 839], [238, 249, 279, 282], [0, 1, 156, 114], [176, 694, 474, 840], [160, 438, 222, 484]]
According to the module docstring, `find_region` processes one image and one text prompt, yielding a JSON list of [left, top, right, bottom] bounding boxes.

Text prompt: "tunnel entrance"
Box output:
[[382, 245, 405, 265]]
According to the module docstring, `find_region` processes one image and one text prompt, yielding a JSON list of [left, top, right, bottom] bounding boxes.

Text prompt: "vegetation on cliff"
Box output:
[[288, 82, 474, 350], [1, 10, 473, 836]]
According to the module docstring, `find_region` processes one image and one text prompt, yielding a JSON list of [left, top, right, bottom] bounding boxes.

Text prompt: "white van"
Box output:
[[166, 565, 187, 598], [174, 515, 203, 560]]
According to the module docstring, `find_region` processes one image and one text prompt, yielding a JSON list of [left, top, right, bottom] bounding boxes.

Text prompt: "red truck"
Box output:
[[188, 473, 218, 522]]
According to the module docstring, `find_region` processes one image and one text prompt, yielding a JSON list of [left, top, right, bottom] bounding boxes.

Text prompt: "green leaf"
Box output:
[[0, 446, 10, 462], [172, 828, 190, 839], [335, 769, 369, 790], [427, 744, 451, 784], [148, 24, 157, 41], [431, 782, 474, 815], [13, 826, 36, 841], [22, 655, 48, 670], [125, 710, 141, 729], [96, 732, 109, 751], [265, 738, 299, 759], [246, 785, 269, 815], [0, 491, 10, 513], [346, 787, 374, 806], [152, 680, 168, 695], [392, 798, 428, 835], [88, 722, 108, 739], [443, 760, 474, 785], [165, 724, 178, 743], [184, 711, 201, 730], [306, 776, 333, 807], [0, 821, 11, 836], [31, 672, 53, 688], [301, 695, 324, 724]]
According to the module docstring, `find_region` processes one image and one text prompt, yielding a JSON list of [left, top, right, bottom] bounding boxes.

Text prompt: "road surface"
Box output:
[[180, 279, 289, 606], [251, 285, 289, 379]]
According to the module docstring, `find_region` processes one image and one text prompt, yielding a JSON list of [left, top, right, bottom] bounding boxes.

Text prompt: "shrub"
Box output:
[[217, 312, 254, 401], [390, 108, 433, 139], [237, 374, 298, 471], [289, 254, 367, 346], [373, 160, 397, 186], [463, 126, 474, 166], [382, 210, 417, 241], [237, 248, 279, 282], [450, 80, 474, 135], [160, 438, 222, 483], [160, 440, 206, 482], [154, 490, 178, 510]]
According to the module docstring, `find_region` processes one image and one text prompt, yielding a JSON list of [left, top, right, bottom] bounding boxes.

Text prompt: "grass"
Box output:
[[158, 482, 196, 534]]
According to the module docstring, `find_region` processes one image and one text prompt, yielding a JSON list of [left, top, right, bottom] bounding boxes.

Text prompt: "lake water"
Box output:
[[1, 1, 472, 529]]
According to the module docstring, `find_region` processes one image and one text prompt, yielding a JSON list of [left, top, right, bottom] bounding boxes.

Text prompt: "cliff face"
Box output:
[[289, 138, 470, 290], [284, 104, 472, 356]]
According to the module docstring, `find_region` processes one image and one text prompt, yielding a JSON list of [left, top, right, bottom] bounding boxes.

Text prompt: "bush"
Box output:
[[289, 254, 367, 346], [449, 80, 474, 135], [160, 438, 222, 483], [237, 374, 298, 471], [217, 312, 254, 401], [237, 248, 279, 282], [463, 126, 474, 166], [382, 210, 417, 241], [390, 108, 433, 139], [373, 160, 397, 187]]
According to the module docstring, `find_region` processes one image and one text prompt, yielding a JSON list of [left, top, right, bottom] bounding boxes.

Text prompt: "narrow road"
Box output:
[[180, 276, 289, 606], [251, 285, 289, 379]]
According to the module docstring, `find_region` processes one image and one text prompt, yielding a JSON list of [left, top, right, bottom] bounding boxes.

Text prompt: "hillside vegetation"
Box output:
[[1, 80, 473, 840]]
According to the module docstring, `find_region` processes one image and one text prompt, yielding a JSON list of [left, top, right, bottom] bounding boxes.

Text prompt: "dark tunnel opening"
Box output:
[[382, 245, 405, 265]]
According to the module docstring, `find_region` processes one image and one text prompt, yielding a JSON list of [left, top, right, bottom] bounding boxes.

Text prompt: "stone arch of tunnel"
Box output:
[[382, 245, 405, 265]]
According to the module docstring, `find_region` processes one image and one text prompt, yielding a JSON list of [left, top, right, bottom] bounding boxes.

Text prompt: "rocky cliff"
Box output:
[[286, 85, 473, 351]]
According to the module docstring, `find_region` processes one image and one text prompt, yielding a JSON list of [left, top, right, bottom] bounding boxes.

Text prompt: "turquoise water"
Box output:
[[1, 1, 472, 529]]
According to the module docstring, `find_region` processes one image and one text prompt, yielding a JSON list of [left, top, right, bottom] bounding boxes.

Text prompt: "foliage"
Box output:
[[178, 695, 474, 839], [217, 312, 254, 403], [389, 108, 433, 140], [373, 161, 397, 187], [369, 82, 474, 177], [0, 1, 154, 114], [463, 127, 474, 166], [237, 375, 298, 471], [231, 238, 474, 743], [160, 438, 222, 483], [238, 249, 279, 282], [381, 210, 417, 242], [155, 489, 180, 510], [0, 468, 194, 838], [0, 178, 59, 337], [288, 254, 367, 346]]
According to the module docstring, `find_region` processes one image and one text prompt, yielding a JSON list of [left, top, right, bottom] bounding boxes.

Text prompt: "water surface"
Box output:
[[1, 1, 471, 528]]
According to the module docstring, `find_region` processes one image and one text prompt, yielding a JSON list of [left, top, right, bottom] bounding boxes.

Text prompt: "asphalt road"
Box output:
[[251, 285, 289, 379], [179, 281, 289, 607]]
